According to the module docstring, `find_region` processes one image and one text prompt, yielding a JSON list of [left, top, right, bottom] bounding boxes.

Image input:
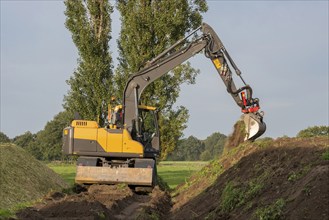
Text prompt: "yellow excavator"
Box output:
[[62, 23, 266, 187]]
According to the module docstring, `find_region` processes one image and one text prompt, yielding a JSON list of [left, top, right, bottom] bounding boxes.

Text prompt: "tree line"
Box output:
[[0, 112, 70, 161], [1, 125, 328, 161], [167, 132, 227, 161]]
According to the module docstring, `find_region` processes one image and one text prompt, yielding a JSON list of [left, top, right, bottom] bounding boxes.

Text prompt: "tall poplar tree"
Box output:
[[115, 0, 208, 159], [64, 0, 113, 125]]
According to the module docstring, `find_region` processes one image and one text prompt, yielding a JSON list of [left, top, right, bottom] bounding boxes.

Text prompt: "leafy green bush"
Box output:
[[220, 181, 244, 212], [297, 126, 329, 138], [255, 198, 286, 220], [321, 149, 329, 160], [200, 150, 212, 161], [12, 131, 35, 149], [287, 165, 311, 182], [0, 132, 11, 143], [254, 137, 274, 148]]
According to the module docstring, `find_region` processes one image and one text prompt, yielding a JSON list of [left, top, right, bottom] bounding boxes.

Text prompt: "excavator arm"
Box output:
[[123, 23, 266, 141]]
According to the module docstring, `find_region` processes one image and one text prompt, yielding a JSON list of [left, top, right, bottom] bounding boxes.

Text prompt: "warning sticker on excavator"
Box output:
[[212, 58, 221, 69]]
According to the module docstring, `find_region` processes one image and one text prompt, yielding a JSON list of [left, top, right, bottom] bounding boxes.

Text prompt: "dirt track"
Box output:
[[16, 185, 171, 220]]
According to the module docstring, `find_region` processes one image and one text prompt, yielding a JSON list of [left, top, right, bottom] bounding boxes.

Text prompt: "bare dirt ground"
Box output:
[[14, 137, 329, 220], [16, 185, 171, 220]]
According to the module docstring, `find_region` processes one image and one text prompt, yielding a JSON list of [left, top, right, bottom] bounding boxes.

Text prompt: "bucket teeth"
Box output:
[[243, 113, 266, 141]]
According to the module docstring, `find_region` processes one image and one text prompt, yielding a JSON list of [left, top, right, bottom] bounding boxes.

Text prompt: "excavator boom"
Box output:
[[123, 23, 266, 141]]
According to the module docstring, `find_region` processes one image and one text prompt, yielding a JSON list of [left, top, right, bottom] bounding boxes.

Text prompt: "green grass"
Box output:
[[157, 161, 208, 189], [287, 164, 311, 182], [204, 170, 269, 217], [255, 198, 286, 220], [47, 161, 208, 189], [47, 163, 76, 186], [220, 181, 245, 213], [0, 200, 39, 219], [321, 148, 329, 160]]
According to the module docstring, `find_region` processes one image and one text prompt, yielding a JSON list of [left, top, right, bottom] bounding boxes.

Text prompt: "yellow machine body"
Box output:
[[70, 120, 144, 156], [62, 105, 159, 186]]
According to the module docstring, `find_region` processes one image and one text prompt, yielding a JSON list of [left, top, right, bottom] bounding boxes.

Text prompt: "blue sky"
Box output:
[[1, 1, 328, 139]]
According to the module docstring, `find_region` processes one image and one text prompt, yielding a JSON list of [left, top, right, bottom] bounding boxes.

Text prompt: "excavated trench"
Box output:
[[16, 184, 171, 220]]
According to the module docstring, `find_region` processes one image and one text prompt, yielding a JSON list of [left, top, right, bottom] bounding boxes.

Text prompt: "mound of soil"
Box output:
[[17, 200, 111, 220], [224, 120, 246, 152], [16, 185, 171, 220], [0, 144, 68, 210], [171, 137, 329, 220]]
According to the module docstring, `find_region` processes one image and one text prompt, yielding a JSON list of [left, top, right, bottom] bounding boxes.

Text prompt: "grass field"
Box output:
[[157, 161, 208, 188], [47, 163, 76, 186], [47, 161, 208, 189]]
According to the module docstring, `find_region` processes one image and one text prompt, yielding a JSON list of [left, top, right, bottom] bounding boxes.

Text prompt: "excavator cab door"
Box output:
[[137, 107, 160, 157]]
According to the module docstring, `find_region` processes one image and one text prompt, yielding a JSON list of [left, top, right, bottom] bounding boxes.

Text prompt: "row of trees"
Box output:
[[1, 125, 328, 161], [0, 112, 70, 161], [167, 132, 227, 161], [296, 126, 329, 138]]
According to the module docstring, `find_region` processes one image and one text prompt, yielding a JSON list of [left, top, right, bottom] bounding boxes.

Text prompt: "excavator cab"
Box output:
[[138, 107, 159, 142], [108, 104, 160, 157], [135, 105, 160, 157]]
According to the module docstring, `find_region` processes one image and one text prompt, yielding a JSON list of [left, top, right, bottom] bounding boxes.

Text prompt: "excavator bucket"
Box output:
[[242, 113, 266, 141], [75, 166, 154, 186]]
